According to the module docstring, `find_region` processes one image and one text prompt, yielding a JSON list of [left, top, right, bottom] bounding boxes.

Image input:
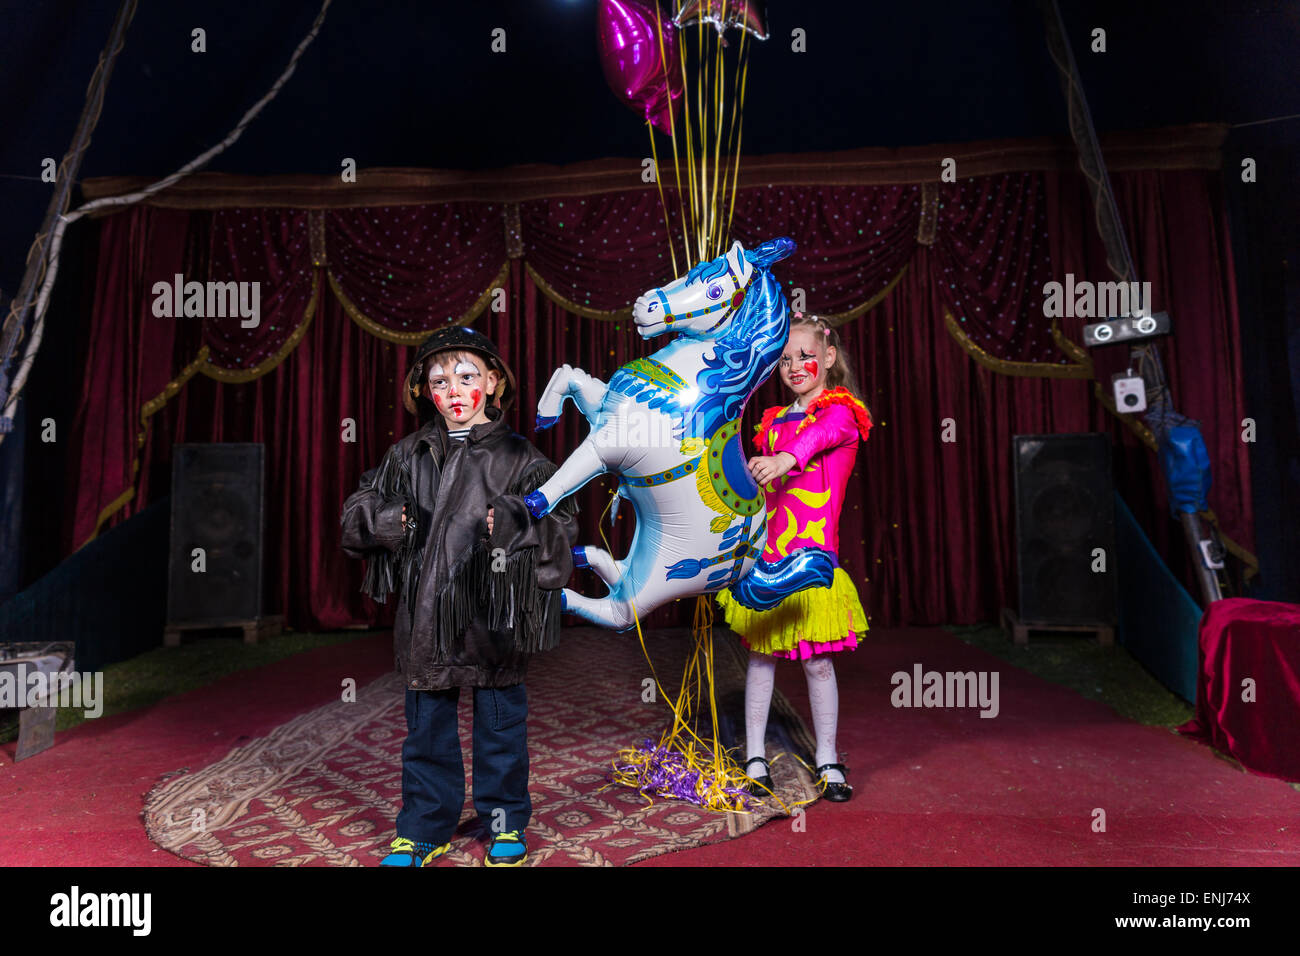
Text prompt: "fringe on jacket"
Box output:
[[359, 444, 423, 607], [429, 459, 578, 657]]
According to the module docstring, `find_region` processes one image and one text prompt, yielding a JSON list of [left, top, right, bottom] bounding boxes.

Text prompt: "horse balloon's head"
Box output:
[[632, 240, 756, 340]]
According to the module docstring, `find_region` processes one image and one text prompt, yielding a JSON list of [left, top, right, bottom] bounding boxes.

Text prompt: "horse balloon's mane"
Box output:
[[684, 237, 795, 441]]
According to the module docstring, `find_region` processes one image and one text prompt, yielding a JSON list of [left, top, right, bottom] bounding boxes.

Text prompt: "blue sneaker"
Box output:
[[380, 837, 450, 867], [484, 830, 527, 867]]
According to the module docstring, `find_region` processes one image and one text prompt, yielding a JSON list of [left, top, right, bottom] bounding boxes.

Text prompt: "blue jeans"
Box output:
[[395, 684, 531, 845]]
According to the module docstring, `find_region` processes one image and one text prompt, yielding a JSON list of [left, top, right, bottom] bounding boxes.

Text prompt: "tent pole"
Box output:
[[0, 0, 139, 428]]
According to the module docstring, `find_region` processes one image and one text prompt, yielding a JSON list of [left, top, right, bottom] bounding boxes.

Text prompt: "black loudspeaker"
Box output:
[[166, 443, 265, 629], [1012, 433, 1116, 627]]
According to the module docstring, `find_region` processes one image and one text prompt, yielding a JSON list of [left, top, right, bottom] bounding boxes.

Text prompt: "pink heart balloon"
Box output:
[[597, 0, 683, 135]]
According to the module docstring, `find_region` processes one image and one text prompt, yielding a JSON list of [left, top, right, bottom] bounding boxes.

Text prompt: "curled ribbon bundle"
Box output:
[[594, 465, 822, 815]]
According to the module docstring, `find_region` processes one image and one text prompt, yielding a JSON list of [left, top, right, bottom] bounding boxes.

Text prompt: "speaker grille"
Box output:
[[1013, 434, 1116, 626], [167, 444, 265, 625]]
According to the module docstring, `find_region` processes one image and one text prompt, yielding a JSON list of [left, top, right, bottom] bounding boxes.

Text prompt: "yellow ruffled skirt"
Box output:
[[715, 567, 868, 659]]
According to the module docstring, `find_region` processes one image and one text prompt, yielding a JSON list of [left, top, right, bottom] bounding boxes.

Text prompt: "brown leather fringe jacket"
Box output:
[[340, 415, 578, 690]]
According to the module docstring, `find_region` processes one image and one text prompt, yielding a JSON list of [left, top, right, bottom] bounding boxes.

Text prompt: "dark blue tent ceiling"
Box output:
[[1, 0, 1296, 291]]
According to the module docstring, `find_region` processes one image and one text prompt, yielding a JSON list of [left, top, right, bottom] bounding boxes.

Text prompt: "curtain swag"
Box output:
[[72, 139, 1259, 595]]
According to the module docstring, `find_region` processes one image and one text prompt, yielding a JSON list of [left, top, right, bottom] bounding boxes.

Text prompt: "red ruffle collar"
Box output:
[[752, 387, 872, 449]]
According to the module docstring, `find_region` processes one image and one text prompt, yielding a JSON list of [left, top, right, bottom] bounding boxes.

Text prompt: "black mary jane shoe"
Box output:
[[815, 763, 853, 802], [744, 757, 774, 795]]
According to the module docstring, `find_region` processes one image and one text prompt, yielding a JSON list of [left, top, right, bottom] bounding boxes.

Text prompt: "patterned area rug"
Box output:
[[143, 626, 819, 866]]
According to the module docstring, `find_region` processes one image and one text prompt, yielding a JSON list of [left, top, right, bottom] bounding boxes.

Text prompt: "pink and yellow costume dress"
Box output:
[[716, 386, 872, 659]]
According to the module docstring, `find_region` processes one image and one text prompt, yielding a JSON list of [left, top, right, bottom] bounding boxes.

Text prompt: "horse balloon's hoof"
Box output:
[[535, 414, 559, 432], [572, 546, 589, 569], [560, 590, 568, 611], [524, 490, 550, 518]]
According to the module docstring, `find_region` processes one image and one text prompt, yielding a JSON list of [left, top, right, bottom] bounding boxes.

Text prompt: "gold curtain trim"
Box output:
[[309, 208, 328, 267], [823, 264, 909, 326], [1051, 321, 1093, 366], [82, 344, 213, 548], [526, 262, 634, 321], [917, 183, 939, 246], [83, 487, 136, 550], [943, 308, 1093, 378], [331, 261, 510, 343], [199, 270, 321, 383]]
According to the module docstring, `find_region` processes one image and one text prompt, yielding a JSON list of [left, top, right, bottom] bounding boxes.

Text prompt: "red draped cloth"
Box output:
[[1178, 598, 1300, 782], [64, 143, 1255, 633]]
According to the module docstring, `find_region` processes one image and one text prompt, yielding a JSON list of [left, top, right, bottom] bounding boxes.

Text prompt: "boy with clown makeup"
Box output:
[[341, 326, 578, 867]]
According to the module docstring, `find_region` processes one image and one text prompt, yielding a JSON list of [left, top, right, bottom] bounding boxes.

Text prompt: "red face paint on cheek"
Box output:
[[470, 388, 482, 409], [432, 393, 442, 408], [802, 359, 819, 377]]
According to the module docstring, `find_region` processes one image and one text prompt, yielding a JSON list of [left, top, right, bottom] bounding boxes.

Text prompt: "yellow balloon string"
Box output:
[[665, 5, 760, 265], [646, 123, 678, 278], [591, 485, 798, 815], [708, 8, 726, 258], [666, 3, 752, 263], [723, 27, 749, 246], [695, 18, 706, 260], [650, 3, 683, 274], [679, 22, 699, 262]]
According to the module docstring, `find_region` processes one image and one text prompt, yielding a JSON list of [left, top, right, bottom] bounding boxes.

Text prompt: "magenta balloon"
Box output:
[[597, 0, 683, 134]]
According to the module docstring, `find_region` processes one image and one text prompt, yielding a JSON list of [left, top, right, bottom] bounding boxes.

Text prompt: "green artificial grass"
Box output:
[[2, 622, 1196, 745], [945, 623, 1195, 727], [0, 629, 384, 744]]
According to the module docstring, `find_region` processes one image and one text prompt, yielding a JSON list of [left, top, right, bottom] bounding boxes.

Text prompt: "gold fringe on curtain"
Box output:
[[525, 262, 635, 321], [330, 261, 511, 343], [200, 269, 321, 383], [86, 251, 515, 544], [943, 308, 1094, 378], [83, 344, 213, 547], [822, 265, 909, 326]]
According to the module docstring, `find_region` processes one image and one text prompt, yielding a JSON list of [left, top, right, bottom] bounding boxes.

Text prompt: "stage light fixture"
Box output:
[[1082, 311, 1171, 347]]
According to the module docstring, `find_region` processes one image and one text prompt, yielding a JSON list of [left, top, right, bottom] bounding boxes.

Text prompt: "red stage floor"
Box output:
[[2, 627, 1297, 867]]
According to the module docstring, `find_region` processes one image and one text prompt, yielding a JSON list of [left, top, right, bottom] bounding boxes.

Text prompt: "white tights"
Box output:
[[745, 652, 844, 784]]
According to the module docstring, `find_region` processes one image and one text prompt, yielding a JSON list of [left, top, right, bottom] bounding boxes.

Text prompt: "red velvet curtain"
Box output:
[[65, 166, 1254, 632]]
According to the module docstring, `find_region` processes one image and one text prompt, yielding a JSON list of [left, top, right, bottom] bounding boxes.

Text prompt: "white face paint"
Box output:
[[426, 353, 492, 423]]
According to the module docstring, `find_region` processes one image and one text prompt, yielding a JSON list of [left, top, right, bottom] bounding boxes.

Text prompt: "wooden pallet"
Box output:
[[164, 615, 284, 647], [1000, 607, 1114, 646]]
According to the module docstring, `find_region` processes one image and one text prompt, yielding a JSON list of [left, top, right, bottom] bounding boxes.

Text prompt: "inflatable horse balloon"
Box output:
[[526, 236, 834, 630]]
